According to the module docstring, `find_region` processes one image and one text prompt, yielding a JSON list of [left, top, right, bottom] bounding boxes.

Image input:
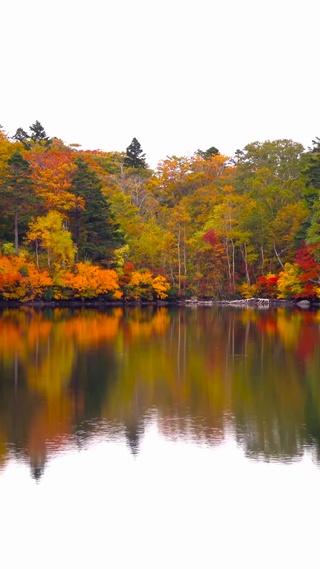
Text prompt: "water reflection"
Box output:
[[1, 305, 320, 477]]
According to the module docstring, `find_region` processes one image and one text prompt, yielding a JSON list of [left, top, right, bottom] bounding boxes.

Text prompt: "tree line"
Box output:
[[0, 121, 319, 301]]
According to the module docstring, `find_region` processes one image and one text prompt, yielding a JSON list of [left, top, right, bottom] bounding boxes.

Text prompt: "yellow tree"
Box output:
[[25, 211, 76, 278], [204, 186, 239, 293], [153, 156, 192, 207], [162, 203, 191, 295], [129, 218, 168, 271], [277, 263, 304, 298], [124, 269, 170, 301], [0, 128, 21, 175], [269, 202, 309, 269]]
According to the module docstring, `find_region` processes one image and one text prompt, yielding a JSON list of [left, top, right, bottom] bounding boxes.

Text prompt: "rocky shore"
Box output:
[[180, 297, 313, 309]]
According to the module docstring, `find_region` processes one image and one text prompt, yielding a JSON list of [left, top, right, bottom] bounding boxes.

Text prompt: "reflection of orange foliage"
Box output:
[[26, 319, 53, 345], [128, 309, 170, 339], [257, 315, 278, 336], [0, 308, 169, 365], [276, 310, 302, 349], [63, 311, 121, 347], [2, 305, 320, 472], [113, 307, 123, 319], [0, 321, 22, 355], [262, 309, 320, 357], [0, 311, 55, 365], [27, 397, 73, 467], [128, 320, 153, 339], [240, 310, 259, 325], [151, 308, 170, 334]]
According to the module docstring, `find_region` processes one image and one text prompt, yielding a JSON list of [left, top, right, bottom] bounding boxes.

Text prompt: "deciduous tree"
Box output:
[[25, 210, 76, 276], [62, 261, 122, 300], [27, 151, 84, 212]]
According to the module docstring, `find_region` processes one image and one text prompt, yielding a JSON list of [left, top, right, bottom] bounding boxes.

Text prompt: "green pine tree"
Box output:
[[124, 137, 147, 169], [196, 146, 219, 159], [29, 120, 51, 146], [0, 151, 42, 253], [300, 138, 320, 251], [69, 157, 125, 264], [302, 138, 320, 207], [13, 127, 31, 149]]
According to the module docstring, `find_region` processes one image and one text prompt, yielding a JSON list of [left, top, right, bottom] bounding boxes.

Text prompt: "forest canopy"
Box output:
[[0, 122, 320, 302]]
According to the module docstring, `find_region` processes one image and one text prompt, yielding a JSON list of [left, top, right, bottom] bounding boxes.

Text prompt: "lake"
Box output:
[[0, 305, 319, 568]]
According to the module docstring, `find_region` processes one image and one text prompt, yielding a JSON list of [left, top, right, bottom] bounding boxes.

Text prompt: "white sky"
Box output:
[[1, 432, 320, 568], [1, 0, 319, 167]]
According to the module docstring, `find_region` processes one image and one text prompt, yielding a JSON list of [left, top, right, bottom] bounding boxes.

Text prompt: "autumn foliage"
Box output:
[[0, 253, 52, 301], [256, 274, 280, 298], [62, 262, 122, 300], [1, 123, 320, 301]]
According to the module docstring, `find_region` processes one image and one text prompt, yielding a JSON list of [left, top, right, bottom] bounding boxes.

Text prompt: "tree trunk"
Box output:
[[35, 239, 39, 269], [224, 237, 232, 292], [261, 245, 265, 275], [177, 224, 181, 294], [241, 243, 251, 285], [14, 211, 19, 254], [183, 226, 187, 294], [231, 239, 235, 293], [274, 244, 285, 270]]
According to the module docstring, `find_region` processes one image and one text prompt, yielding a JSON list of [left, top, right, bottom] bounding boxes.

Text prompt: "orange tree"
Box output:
[[60, 261, 122, 300], [0, 253, 52, 301]]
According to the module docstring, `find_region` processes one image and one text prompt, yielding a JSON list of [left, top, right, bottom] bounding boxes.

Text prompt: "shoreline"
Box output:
[[0, 298, 317, 309]]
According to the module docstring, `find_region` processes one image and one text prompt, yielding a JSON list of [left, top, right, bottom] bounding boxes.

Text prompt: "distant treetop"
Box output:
[[124, 137, 148, 169], [196, 146, 219, 160], [30, 120, 50, 144], [13, 121, 52, 149]]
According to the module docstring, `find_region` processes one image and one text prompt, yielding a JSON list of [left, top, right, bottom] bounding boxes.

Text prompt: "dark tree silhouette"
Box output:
[[69, 157, 124, 263], [124, 137, 147, 169]]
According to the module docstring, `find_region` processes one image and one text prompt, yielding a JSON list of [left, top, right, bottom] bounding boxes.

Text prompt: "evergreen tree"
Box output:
[[124, 137, 147, 169], [196, 146, 219, 159], [13, 121, 51, 149], [302, 138, 320, 207], [13, 127, 31, 149], [69, 157, 124, 263], [301, 138, 320, 252], [0, 151, 42, 253], [29, 120, 51, 146]]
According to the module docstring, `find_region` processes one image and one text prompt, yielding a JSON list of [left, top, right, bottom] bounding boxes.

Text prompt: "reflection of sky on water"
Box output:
[[1, 417, 320, 569], [1, 405, 320, 479], [1, 306, 320, 567]]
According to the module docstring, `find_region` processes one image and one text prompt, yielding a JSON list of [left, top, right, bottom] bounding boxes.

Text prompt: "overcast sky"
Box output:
[[1, 0, 319, 167]]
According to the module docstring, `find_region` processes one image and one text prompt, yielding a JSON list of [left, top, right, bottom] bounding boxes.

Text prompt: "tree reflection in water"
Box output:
[[0, 305, 320, 477]]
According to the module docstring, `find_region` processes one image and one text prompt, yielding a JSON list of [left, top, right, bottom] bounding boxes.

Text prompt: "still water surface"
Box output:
[[0, 306, 320, 568]]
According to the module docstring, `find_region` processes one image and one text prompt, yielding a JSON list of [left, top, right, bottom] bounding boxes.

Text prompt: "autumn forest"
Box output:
[[1, 121, 320, 302]]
